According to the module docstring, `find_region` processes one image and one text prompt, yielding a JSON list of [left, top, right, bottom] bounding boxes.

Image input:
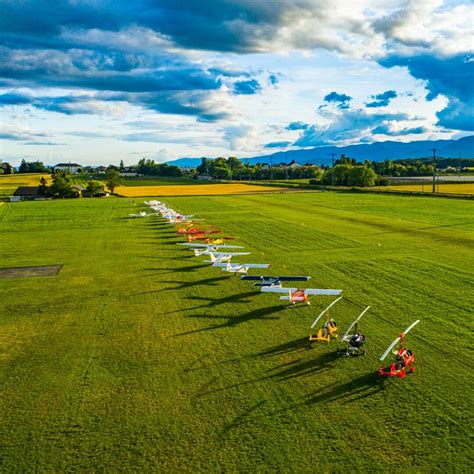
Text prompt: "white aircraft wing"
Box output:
[[177, 243, 243, 249], [210, 252, 250, 257], [304, 289, 342, 296], [212, 263, 270, 268], [310, 296, 343, 329], [261, 286, 297, 294], [177, 243, 209, 248], [341, 306, 371, 341]]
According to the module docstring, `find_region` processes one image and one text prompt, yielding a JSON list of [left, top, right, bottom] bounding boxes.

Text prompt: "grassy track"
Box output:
[[0, 192, 473, 471]]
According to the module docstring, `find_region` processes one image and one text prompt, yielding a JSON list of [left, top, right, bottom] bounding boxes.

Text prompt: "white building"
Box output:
[[54, 162, 83, 174]]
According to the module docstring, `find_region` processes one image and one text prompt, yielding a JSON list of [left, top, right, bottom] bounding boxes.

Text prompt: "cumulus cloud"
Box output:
[[0, 122, 48, 142], [366, 90, 398, 108], [371, 124, 428, 136], [294, 108, 412, 146], [222, 124, 258, 150], [380, 54, 474, 131]]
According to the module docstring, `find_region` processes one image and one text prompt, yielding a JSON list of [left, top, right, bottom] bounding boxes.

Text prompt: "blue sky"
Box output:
[[0, 0, 472, 165]]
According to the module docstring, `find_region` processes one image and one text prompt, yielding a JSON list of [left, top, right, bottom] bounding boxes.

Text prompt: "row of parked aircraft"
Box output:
[[142, 200, 420, 379]]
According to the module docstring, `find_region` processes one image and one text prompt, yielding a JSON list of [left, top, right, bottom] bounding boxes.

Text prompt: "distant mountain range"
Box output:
[[166, 136, 474, 168]]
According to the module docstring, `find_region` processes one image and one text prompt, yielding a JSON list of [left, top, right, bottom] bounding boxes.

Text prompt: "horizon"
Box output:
[[1, 1, 473, 166]]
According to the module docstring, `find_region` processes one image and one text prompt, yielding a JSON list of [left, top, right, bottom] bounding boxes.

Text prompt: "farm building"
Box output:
[[12, 186, 41, 201], [54, 162, 83, 174], [0, 162, 14, 174]]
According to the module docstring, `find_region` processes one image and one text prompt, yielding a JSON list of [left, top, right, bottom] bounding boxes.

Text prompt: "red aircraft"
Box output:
[[378, 320, 420, 378], [177, 227, 222, 235]]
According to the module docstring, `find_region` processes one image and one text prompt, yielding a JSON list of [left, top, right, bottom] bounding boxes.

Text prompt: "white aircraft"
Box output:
[[203, 252, 251, 263], [129, 211, 148, 218], [177, 242, 244, 256], [212, 262, 271, 274], [261, 286, 342, 304]]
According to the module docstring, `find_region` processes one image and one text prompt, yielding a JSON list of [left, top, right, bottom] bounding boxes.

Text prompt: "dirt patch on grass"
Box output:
[[0, 265, 62, 279]]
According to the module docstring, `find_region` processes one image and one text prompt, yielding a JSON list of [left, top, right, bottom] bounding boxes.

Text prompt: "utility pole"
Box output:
[[285, 151, 289, 179], [330, 153, 336, 187], [458, 152, 462, 176], [431, 148, 437, 193]]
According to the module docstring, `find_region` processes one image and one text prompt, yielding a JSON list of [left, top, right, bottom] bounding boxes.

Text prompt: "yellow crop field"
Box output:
[[0, 173, 52, 197], [383, 183, 474, 195], [116, 183, 290, 197], [0, 173, 51, 186]]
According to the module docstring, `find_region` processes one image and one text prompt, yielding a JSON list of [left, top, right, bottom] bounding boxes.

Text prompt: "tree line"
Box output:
[[36, 169, 122, 198]]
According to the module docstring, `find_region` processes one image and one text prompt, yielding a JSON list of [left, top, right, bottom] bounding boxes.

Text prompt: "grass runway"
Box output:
[[0, 192, 473, 471]]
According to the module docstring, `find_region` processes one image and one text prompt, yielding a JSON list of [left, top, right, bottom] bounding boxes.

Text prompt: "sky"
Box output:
[[0, 0, 472, 166]]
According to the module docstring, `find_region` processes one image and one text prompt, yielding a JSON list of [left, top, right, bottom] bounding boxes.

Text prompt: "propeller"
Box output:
[[379, 320, 420, 362]]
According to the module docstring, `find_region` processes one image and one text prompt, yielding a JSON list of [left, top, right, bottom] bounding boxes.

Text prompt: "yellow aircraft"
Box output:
[[309, 297, 343, 342]]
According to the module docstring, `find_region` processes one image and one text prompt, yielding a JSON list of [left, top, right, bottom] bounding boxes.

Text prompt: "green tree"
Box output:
[[347, 166, 377, 187], [119, 160, 125, 171], [18, 160, 47, 173], [50, 171, 74, 198], [105, 169, 122, 194], [196, 157, 210, 175], [86, 180, 104, 196]]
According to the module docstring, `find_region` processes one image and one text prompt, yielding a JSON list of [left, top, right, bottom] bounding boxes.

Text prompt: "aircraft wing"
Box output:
[[177, 243, 208, 247], [304, 289, 342, 295], [211, 252, 250, 257], [242, 264, 271, 268], [261, 287, 296, 293], [279, 276, 311, 282], [212, 263, 270, 268], [212, 244, 244, 249]]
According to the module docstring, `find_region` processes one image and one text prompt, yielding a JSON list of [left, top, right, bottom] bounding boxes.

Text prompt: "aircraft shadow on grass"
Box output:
[[184, 290, 261, 308], [130, 276, 230, 296], [256, 337, 310, 358], [267, 351, 339, 381], [304, 371, 386, 406], [175, 305, 287, 337], [159, 276, 229, 291], [138, 263, 209, 275]]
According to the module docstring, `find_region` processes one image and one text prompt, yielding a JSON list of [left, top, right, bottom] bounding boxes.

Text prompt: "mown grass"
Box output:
[[0, 192, 473, 472]]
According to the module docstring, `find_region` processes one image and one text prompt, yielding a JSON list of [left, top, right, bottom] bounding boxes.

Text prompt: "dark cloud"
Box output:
[[379, 54, 474, 131], [264, 141, 291, 148], [366, 90, 397, 107], [286, 121, 309, 131], [268, 74, 279, 86], [323, 91, 352, 109], [324, 91, 352, 103], [0, 92, 32, 105], [233, 79, 261, 95]]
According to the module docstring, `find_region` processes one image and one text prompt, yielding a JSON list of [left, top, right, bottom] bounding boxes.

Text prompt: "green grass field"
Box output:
[[1, 192, 473, 471]]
